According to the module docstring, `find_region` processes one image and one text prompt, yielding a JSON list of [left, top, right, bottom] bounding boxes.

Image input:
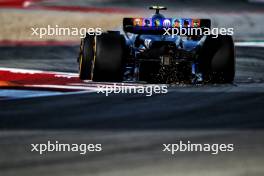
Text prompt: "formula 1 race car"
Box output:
[[77, 6, 235, 83]]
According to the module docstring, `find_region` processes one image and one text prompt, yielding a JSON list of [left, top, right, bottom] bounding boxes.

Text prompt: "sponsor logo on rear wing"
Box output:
[[123, 18, 211, 34]]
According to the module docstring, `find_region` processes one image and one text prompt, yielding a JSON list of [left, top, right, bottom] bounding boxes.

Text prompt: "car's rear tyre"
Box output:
[[198, 35, 235, 83], [92, 32, 125, 82], [79, 34, 94, 80]]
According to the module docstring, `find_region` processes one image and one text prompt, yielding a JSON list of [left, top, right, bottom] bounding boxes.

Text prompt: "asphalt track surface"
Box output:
[[0, 45, 263, 129], [0, 44, 263, 176]]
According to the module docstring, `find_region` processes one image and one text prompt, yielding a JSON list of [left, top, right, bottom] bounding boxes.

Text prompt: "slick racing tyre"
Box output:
[[92, 32, 125, 82], [198, 35, 235, 83], [79, 34, 95, 80]]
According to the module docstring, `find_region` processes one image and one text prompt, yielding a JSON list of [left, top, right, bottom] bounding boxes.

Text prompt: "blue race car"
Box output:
[[78, 6, 235, 83]]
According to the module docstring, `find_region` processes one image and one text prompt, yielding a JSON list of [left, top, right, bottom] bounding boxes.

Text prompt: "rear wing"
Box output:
[[123, 18, 211, 35]]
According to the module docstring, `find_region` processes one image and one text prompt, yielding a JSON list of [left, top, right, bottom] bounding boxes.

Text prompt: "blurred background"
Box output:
[[0, 0, 264, 41]]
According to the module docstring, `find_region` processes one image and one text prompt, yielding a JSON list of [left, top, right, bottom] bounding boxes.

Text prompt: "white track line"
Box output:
[[0, 89, 92, 100], [0, 67, 78, 76], [235, 41, 264, 47]]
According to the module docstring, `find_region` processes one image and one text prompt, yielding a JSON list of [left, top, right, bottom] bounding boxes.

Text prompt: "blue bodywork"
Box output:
[[122, 11, 207, 83]]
